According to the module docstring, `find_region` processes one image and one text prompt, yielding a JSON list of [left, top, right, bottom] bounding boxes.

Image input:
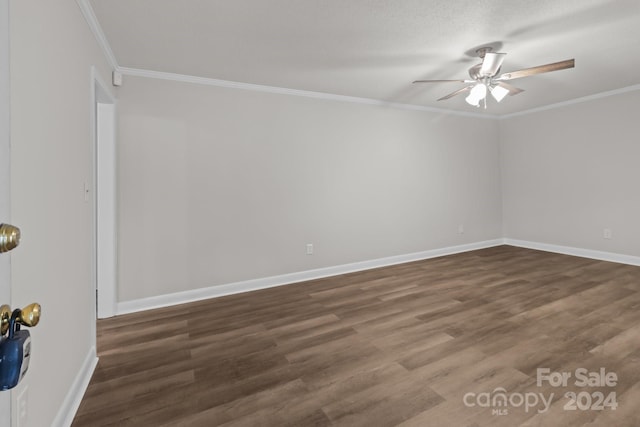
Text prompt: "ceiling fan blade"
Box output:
[[437, 86, 472, 101], [496, 82, 524, 95], [498, 59, 575, 81], [413, 79, 469, 83], [480, 52, 506, 77]]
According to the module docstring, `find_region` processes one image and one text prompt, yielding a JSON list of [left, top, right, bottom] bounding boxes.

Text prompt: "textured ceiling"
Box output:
[[88, 0, 640, 115]]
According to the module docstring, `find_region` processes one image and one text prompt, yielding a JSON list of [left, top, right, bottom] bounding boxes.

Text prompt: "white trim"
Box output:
[[117, 67, 496, 120], [51, 347, 99, 427], [116, 67, 640, 120], [117, 238, 640, 315], [116, 239, 503, 315], [504, 238, 640, 267], [75, 0, 118, 69], [116, 69, 640, 120], [500, 84, 640, 119]]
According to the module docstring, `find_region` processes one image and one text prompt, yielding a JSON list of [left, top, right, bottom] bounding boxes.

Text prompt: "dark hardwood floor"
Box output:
[[72, 245, 640, 426]]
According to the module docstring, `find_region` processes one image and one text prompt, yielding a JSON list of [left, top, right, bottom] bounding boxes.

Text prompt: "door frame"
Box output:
[[90, 67, 117, 324]]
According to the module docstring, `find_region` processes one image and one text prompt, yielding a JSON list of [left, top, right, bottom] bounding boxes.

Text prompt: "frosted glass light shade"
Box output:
[[465, 83, 487, 106], [490, 85, 509, 102]]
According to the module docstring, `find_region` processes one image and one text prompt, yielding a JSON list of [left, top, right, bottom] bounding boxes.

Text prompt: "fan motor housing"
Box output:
[[468, 64, 482, 80]]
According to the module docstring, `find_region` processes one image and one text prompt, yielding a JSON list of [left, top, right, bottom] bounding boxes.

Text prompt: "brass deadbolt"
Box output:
[[0, 304, 10, 335], [0, 223, 21, 253]]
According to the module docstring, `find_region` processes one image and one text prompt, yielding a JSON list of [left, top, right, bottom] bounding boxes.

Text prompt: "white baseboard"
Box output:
[[115, 238, 640, 316], [52, 347, 98, 427], [116, 239, 504, 315], [503, 238, 640, 266]]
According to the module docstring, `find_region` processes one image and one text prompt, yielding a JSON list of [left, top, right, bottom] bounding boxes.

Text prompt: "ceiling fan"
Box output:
[[413, 47, 575, 108]]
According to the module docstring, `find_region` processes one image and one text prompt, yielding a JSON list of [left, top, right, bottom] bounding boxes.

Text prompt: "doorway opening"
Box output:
[[91, 68, 116, 321]]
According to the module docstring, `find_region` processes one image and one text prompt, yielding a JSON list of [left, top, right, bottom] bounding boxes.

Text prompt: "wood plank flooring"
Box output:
[[72, 245, 640, 426]]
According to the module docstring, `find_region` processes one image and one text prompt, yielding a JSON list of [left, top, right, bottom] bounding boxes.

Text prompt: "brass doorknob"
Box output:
[[0, 223, 21, 253], [17, 303, 41, 327], [0, 303, 41, 335]]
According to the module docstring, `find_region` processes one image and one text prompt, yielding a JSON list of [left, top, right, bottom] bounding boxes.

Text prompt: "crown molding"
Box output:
[[117, 66, 495, 119], [77, 0, 640, 120], [76, 0, 118, 69], [500, 84, 640, 119]]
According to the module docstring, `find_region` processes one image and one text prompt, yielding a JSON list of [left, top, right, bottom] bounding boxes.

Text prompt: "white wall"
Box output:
[[500, 89, 640, 257], [9, 0, 113, 425], [116, 76, 502, 302]]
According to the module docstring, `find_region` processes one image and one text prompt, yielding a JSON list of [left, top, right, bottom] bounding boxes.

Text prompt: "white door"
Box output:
[[1, 0, 12, 420], [0, 164, 11, 421], [1, 0, 12, 421]]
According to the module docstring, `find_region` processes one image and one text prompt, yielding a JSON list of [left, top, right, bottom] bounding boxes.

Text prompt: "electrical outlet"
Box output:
[[603, 228, 612, 239], [306, 243, 313, 255], [17, 386, 28, 427], [458, 224, 465, 234]]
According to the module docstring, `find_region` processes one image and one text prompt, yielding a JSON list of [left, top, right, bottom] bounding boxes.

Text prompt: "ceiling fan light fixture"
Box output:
[[465, 83, 486, 106], [490, 84, 509, 102], [465, 94, 479, 107], [470, 83, 487, 99]]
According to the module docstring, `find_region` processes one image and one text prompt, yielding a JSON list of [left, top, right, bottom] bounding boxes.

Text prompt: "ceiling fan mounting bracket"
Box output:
[[475, 47, 493, 59], [469, 47, 499, 79]]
